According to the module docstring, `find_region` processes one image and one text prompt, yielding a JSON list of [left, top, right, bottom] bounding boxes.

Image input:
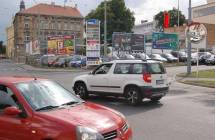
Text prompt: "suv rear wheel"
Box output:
[[125, 86, 142, 105], [74, 82, 88, 99]]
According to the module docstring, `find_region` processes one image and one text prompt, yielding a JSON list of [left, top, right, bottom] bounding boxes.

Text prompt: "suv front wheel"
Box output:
[[74, 82, 88, 99], [125, 86, 142, 105]]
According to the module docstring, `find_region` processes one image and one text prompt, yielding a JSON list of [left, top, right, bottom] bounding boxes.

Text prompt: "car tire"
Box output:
[[125, 86, 142, 106], [151, 96, 162, 102], [74, 82, 88, 99]]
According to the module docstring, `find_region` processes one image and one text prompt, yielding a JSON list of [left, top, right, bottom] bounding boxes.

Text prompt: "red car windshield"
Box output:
[[16, 81, 82, 111]]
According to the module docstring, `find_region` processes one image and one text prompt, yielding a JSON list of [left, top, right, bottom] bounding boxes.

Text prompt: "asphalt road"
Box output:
[[0, 59, 215, 140]]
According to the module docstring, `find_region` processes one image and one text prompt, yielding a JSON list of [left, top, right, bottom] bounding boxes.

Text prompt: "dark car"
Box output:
[[161, 53, 178, 63], [205, 55, 215, 65], [53, 58, 67, 67], [171, 51, 187, 62], [199, 52, 213, 65]]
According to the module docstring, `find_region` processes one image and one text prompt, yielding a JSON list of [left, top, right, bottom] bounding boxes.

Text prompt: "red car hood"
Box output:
[[38, 102, 124, 133]]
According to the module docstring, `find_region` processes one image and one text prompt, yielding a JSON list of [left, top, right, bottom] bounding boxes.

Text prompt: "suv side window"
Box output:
[[114, 63, 132, 74], [94, 64, 113, 74], [0, 85, 19, 112], [132, 63, 147, 74]]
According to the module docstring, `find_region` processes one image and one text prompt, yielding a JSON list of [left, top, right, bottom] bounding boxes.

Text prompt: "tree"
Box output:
[[154, 8, 186, 29], [86, 0, 135, 43], [0, 41, 6, 54]]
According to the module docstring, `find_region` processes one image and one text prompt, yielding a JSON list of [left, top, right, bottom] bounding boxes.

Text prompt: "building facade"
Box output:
[[132, 21, 156, 35], [192, 0, 215, 49], [13, 2, 84, 62], [6, 24, 14, 58]]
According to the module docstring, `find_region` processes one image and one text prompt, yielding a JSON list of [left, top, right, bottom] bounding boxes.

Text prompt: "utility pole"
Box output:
[[104, 0, 107, 56], [187, 0, 192, 74]]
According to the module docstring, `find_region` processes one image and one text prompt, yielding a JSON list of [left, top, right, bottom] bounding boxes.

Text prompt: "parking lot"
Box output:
[[0, 60, 215, 140]]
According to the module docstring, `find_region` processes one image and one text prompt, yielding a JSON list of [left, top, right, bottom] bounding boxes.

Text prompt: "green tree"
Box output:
[[154, 8, 186, 29], [86, 0, 135, 43], [0, 41, 6, 54]]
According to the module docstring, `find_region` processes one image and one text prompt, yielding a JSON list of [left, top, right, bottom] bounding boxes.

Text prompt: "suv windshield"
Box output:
[[16, 81, 82, 111]]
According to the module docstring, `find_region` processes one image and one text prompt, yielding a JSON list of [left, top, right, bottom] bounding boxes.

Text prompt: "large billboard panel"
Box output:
[[47, 35, 75, 55], [112, 33, 144, 51], [152, 32, 179, 50]]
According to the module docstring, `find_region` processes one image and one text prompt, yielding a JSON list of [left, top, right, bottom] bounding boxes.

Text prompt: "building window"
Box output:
[[25, 35, 30, 42], [24, 22, 29, 28], [58, 22, 61, 30]]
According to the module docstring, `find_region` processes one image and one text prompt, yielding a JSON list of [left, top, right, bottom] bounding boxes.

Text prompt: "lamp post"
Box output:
[[104, 0, 107, 56], [187, 0, 192, 74]]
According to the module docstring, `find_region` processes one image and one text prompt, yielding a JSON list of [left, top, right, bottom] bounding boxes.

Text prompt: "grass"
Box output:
[[182, 80, 215, 88], [177, 69, 215, 78]]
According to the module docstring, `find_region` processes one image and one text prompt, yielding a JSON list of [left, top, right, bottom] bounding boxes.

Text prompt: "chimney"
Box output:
[[75, 4, 78, 8]]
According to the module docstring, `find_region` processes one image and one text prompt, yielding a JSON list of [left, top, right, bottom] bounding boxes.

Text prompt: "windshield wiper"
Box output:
[[36, 105, 59, 111], [60, 101, 81, 106]]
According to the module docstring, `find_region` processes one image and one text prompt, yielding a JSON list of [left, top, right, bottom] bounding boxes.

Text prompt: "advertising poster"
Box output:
[[86, 19, 101, 66], [152, 32, 179, 50], [47, 35, 75, 55], [25, 40, 40, 55], [112, 33, 145, 51]]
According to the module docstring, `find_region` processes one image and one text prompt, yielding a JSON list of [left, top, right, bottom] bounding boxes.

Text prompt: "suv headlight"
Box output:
[[76, 126, 104, 140]]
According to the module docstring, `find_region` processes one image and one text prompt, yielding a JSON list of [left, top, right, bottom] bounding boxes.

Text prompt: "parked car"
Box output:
[[205, 55, 215, 65], [199, 52, 213, 65], [171, 51, 187, 62], [119, 54, 135, 60], [40, 54, 55, 66], [133, 53, 151, 60], [0, 76, 132, 140], [191, 52, 212, 65], [72, 59, 169, 105], [53, 57, 67, 67], [161, 53, 178, 63], [69, 55, 84, 67], [150, 54, 167, 62]]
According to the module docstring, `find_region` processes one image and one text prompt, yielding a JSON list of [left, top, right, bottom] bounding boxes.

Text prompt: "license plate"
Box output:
[[156, 80, 164, 85]]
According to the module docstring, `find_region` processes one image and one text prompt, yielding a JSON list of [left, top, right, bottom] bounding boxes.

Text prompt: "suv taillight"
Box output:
[[143, 73, 151, 83]]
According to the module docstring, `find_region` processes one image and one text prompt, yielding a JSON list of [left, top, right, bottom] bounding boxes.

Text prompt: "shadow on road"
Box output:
[[86, 95, 163, 117]]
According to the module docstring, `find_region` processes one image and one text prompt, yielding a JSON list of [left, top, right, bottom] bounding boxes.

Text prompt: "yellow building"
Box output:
[[6, 25, 14, 58]]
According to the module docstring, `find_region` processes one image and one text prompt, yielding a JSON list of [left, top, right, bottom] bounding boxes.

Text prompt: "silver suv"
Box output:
[[72, 60, 169, 105]]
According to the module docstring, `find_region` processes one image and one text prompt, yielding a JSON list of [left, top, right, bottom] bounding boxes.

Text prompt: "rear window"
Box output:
[[148, 63, 166, 74]]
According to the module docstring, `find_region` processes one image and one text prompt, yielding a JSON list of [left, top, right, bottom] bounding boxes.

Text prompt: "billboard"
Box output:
[[86, 19, 101, 66], [47, 35, 75, 55], [152, 32, 179, 50], [112, 33, 144, 51], [26, 40, 40, 55]]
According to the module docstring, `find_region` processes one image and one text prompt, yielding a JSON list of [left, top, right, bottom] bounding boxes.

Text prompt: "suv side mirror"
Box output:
[[4, 106, 22, 116]]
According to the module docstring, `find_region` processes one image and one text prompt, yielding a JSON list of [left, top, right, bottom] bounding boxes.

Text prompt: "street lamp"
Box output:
[[187, 0, 192, 74]]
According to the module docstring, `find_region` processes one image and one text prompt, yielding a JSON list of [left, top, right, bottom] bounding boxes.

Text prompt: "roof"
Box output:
[[0, 76, 46, 84], [18, 3, 83, 18]]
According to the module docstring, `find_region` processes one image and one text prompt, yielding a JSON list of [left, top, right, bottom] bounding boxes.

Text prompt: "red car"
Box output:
[[0, 76, 132, 140]]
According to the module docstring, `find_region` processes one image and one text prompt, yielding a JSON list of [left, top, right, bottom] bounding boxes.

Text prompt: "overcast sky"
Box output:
[[0, 0, 207, 43]]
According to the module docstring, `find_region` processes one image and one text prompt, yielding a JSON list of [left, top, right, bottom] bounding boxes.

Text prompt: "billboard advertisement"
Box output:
[[26, 40, 40, 55], [86, 19, 101, 66], [112, 33, 144, 51], [152, 32, 179, 50], [47, 35, 75, 55]]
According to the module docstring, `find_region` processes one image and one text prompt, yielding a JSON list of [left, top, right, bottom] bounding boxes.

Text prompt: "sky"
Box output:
[[0, 0, 207, 43]]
